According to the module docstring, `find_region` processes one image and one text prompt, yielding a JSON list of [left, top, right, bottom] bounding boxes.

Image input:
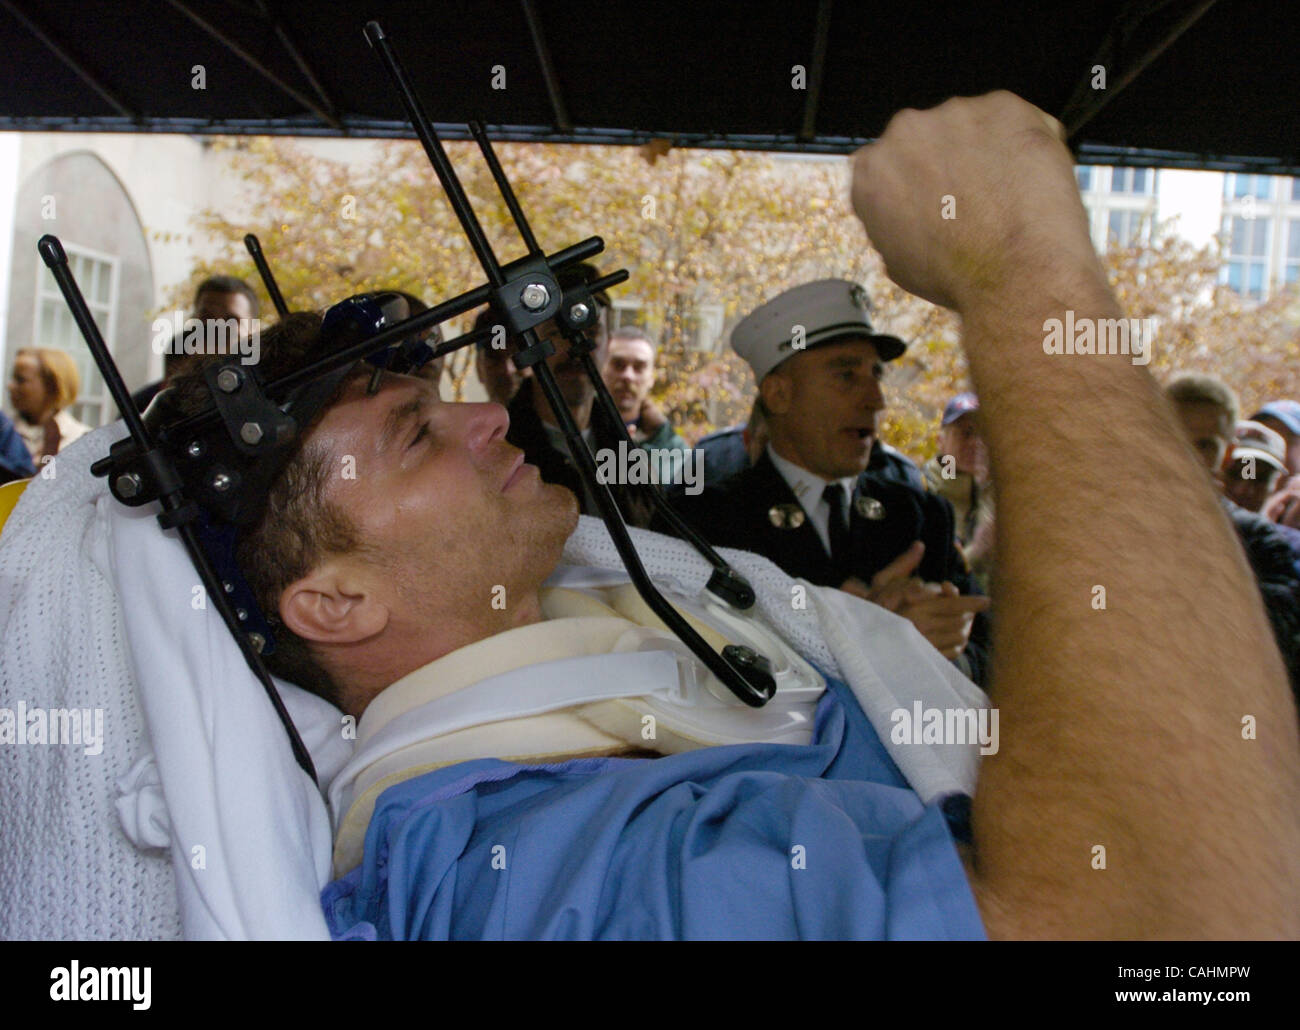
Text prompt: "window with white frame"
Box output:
[[1075, 166, 1093, 191], [610, 299, 649, 334], [1228, 174, 1273, 200], [1107, 208, 1148, 246], [1224, 216, 1270, 298], [1286, 219, 1300, 286], [1110, 167, 1155, 194], [32, 243, 118, 427]]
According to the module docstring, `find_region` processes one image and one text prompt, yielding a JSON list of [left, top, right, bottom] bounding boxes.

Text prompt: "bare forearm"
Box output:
[[965, 271, 1300, 938], [849, 91, 1300, 937]]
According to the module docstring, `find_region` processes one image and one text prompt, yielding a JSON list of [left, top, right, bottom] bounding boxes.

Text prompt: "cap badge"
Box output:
[[768, 503, 806, 530], [849, 283, 870, 312]]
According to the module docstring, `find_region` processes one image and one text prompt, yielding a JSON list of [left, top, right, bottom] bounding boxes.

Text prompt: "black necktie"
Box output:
[[823, 483, 850, 565]]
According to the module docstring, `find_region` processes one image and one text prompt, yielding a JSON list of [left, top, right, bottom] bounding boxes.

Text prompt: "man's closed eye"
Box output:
[[408, 423, 431, 449]]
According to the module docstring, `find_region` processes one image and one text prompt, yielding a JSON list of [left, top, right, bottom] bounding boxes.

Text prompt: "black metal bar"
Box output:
[[364, 21, 505, 286], [468, 120, 542, 256], [161, 0, 342, 129], [0, 0, 137, 119], [363, 22, 769, 704], [243, 234, 290, 318], [530, 359, 771, 706], [798, 0, 834, 142], [520, 0, 572, 133], [38, 234, 317, 783], [1060, 0, 1218, 139], [574, 344, 753, 607], [156, 234, 606, 442], [255, 0, 341, 123]]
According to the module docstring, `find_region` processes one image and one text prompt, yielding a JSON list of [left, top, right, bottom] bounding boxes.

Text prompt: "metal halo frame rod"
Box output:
[[244, 233, 290, 318], [38, 233, 318, 783], [464, 117, 754, 606], [364, 23, 772, 706], [121, 235, 604, 455], [462, 119, 756, 610]]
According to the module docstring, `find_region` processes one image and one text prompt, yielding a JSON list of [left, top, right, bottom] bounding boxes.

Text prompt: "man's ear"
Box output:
[[761, 372, 792, 416], [279, 562, 391, 645]]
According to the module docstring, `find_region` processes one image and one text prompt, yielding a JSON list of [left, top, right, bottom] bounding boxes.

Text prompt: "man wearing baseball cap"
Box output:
[[669, 278, 991, 685], [1251, 400, 1300, 530], [1251, 400, 1300, 474], [1226, 420, 1290, 515], [923, 393, 994, 590]]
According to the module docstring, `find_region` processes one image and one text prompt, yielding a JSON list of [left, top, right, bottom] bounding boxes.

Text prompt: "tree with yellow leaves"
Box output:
[[175, 139, 1297, 459]]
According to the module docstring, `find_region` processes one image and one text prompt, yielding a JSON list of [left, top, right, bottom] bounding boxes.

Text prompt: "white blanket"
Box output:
[[0, 421, 987, 941]]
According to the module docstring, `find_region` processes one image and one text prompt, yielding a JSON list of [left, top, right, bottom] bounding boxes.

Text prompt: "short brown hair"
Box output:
[[163, 312, 367, 706], [17, 347, 80, 410], [1165, 372, 1239, 441]]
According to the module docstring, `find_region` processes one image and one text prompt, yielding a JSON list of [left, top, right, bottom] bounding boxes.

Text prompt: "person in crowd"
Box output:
[[601, 326, 690, 474], [1251, 400, 1300, 529], [1225, 420, 1289, 515], [0, 409, 35, 484], [923, 392, 995, 588], [667, 279, 991, 685], [693, 421, 750, 488], [471, 306, 527, 407], [1252, 400, 1300, 474], [501, 263, 654, 526], [132, 275, 261, 412], [7, 346, 91, 466], [697, 401, 922, 492], [1166, 373, 1300, 696]]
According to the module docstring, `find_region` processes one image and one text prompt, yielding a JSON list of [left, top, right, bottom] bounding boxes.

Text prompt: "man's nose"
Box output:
[[863, 377, 885, 410], [460, 400, 510, 453]]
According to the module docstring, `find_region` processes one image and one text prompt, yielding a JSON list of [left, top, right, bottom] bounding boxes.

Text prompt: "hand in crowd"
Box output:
[[1263, 478, 1300, 529], [966, 512, 996, 566], [638, 397, 667, 433], [841, 541, 990, 659]]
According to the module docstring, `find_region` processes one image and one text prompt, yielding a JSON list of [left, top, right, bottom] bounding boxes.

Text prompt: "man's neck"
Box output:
[[337, 590, 547, 720], [768, 437, 837, 484]]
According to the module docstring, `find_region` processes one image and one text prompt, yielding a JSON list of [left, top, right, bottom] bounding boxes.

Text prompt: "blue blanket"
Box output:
[[322, 679, 985, 940]]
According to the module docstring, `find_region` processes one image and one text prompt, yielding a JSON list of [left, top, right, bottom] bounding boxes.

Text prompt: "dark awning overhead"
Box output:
[[0, 0, 1294, 174]]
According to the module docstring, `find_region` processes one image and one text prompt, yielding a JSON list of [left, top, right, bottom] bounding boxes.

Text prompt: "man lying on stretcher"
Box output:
[[160, 92, 1300, 939]]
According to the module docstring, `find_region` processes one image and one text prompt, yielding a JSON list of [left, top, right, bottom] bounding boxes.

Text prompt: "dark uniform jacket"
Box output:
[[666, 450, 991, 686], [1226, 498, 1300, 705], [507, 378, 655, 528]]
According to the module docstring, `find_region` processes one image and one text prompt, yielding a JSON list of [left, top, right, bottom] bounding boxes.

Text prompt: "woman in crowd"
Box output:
[[7, 347, 91, 466]]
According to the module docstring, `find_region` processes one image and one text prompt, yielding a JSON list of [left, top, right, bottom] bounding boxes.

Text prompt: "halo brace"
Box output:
[[42, 20, 775, 788]]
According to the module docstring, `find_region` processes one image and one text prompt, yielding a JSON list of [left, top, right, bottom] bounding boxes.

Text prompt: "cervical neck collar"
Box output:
[[328, 572, 825, 874]]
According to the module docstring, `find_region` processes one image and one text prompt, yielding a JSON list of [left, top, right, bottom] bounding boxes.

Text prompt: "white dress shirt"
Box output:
[[766, 444, 858, 557]]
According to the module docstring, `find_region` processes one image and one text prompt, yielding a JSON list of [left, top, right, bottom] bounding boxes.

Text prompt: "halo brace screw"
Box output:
[[520, 283, 550, 310]]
